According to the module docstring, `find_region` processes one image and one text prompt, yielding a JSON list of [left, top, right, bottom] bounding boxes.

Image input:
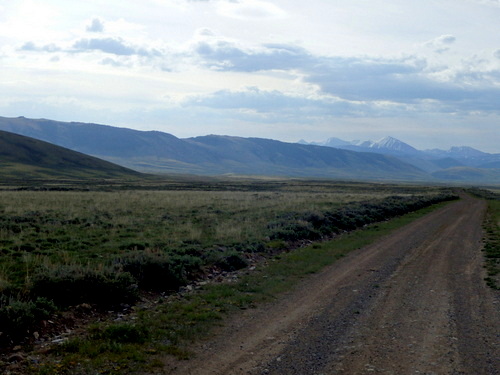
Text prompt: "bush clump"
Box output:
[[214, 253, 248, 272], [91, 322, 150, 344], [115, 251, 202, 292], [30, 265, 138, 307], [268, 194, 458, 242], [0, 296, 56, 342]]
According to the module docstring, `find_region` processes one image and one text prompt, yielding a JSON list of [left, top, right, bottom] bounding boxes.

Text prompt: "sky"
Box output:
[[0, 0, 499, 152]]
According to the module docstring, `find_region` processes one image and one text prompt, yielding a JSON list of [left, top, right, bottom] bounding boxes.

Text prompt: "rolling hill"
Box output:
[[0, 130, 142, 180], [0, 116, 430, 181]]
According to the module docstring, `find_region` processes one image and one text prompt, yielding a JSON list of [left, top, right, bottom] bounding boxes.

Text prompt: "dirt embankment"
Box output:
[[163, 195, 499, 375]]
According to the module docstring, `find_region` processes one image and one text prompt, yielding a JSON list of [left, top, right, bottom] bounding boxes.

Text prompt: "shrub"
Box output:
[[30, 265, 138, 307], [215, 253, 248, 272], [115, 251, 201, 292], [267, 193, 458, 243], [268, 220, 322, 242], [91, 323, 150, 344], [0, 296, 56, 342]]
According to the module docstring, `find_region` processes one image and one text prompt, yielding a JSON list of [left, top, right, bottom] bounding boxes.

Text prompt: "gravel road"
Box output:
[[165, 195, 499, 375]]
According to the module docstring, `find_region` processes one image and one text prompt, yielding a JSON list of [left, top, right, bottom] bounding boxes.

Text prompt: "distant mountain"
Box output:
[[301, 135, 500, 181], [426, 146, 488, 159], [301, 137, 351, 148], [304, 136, 420, 156], [0, 130, 141, 179], [0, 116, 429, 181], [423, 146, 500, 169], [182, 135, 428, 179], [369, 136, 420, 154]]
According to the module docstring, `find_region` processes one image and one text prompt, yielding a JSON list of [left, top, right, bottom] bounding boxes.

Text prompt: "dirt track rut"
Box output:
[[165, 195, 499, 375]]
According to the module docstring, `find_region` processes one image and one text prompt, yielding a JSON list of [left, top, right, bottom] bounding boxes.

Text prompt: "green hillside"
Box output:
[[0, 130, 142, 180]]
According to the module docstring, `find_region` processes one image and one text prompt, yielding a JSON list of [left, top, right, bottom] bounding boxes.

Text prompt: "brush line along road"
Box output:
[[166, 195, 499, 375]]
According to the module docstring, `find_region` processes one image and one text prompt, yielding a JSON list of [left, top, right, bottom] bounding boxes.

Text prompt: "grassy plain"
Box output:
[[0, 178, 459, 374]]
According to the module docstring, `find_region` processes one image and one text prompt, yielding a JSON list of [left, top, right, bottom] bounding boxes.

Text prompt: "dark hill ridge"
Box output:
[[0, 116, 430, 181], [0, 130, 141, 179]]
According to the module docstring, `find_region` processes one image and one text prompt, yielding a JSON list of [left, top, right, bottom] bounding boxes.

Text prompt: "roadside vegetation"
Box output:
[[0, 179, 458, 374], [468, 188, 500, 289]]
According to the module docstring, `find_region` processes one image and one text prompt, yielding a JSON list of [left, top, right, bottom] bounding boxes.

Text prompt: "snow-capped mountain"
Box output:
[[302, 136, 420, 156], [299, 136, 500, 178], [369, 136, 420, 154], [299, 137, 351, 147]]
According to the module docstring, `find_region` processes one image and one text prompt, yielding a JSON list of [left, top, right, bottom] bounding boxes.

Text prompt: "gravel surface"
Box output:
[[163, 195, 499, 375]]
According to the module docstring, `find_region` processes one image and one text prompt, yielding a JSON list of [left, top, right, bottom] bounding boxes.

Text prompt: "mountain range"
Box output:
[[0, 116, 498, 183], [300, 136, 499, 178]]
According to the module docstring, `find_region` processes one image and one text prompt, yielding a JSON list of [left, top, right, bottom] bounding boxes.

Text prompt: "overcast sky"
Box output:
[[0, 0, 499, 152]]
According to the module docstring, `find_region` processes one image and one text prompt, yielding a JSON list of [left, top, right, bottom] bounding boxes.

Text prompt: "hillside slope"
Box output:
[[0, 130, 141, 179], [185, 135, 428, 180]]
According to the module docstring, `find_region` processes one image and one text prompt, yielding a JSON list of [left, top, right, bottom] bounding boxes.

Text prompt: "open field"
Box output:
[[0, 178, 466, 373]]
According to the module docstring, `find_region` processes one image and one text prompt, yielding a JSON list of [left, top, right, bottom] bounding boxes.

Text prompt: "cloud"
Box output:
[[183, 87, 383, 122], [306, 56, 500, 113], [195, 40, 312, 71], [73, 37, 161, 57], [468, 0, 500, 6], [216, 0, 287, 19], [424, 34, 456, 53], [192, 38, 500, 114], [20, 41, 61, 52], [187, 86, 314, 110], [86, 18, 105, 32], [101, 57, 127, 67]]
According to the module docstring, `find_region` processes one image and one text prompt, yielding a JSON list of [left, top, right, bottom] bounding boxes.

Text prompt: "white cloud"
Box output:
[[424, 34, 457, 53], [86, 18, 105, 33], [0, 1, 60, 42], [72, 37, 160, 57], [216, 0, 287, 20]]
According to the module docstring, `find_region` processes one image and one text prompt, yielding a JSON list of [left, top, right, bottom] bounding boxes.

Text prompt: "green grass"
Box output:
[[0, 185, 454, 291], [466, 187, 500, 289], [24, 199, 454, 375], [483, 199, 500, 289]]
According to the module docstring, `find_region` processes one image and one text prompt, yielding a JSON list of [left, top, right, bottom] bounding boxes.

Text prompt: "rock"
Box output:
[[76, 303, 92, 311], [7, 353, 24, 363]]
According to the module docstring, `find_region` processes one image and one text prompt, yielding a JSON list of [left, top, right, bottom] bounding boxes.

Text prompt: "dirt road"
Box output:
[[166, 195, 499, 375]]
